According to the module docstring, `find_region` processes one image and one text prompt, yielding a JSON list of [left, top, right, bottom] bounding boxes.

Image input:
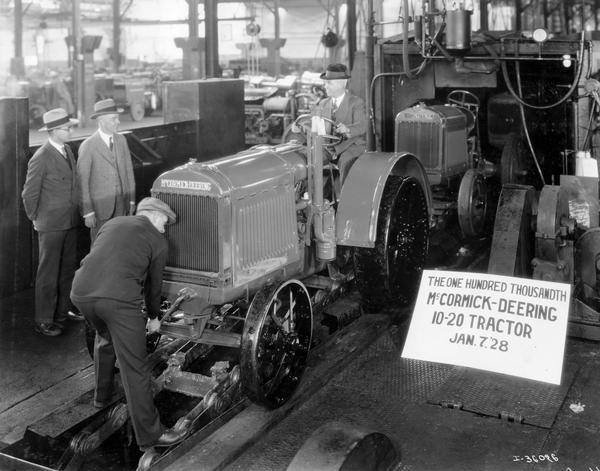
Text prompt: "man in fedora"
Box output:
[[295, 63, 367, 186], [71, 197, 187, 451], [77, 98, 136, 242], [22, 108, 84, 336]]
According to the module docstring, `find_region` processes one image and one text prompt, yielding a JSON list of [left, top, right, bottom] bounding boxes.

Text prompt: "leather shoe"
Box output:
[[35, 323, 62, 337], [154, 427, 188, 447], [93, 393, 121, 409], [67, 309, 85, 321]]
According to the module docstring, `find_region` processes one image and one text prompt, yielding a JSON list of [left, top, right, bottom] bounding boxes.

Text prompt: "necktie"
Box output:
[[332, 100, 338, 120], [109, 136, 114, 152], [63, 146, 72, 168]]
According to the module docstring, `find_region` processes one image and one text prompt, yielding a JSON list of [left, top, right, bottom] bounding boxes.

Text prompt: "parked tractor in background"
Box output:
[[95, 72, 160, 121]]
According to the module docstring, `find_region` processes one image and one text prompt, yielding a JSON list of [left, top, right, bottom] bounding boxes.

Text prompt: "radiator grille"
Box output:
[[236, 191, 297, 272], [396, 120, 441, 170], [158, 193, 220, 272]]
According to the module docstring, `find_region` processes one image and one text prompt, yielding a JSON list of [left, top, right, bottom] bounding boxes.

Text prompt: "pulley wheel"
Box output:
[[240, 279, 313, 408], [457, 169, 488, 238], [500, 133, 537, 187], [536, 185, 568, 261], [488, 184, 537, 277], [287, 421, 400, 471]]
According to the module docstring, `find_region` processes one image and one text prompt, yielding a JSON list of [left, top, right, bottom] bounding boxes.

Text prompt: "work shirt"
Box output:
[[71, 215, 167, 319]]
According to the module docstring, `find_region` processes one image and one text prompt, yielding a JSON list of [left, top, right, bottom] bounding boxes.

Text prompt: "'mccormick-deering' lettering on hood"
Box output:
[[160, 179, 212, 192]]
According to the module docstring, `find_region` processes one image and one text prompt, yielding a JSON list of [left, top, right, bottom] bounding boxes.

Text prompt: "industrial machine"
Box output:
[[379, 4, 600, 340], [244, 74, 323, 145], [488, 172, 600, 340]]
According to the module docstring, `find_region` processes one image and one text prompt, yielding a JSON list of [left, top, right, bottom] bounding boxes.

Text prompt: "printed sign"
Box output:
[[401, 270, 571, 385]]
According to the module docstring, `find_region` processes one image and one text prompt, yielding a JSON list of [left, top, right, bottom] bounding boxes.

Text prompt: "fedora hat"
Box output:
[[136, 197, 176, 224], [320, 63, 351, 80], [39, 108, 78, 131], [90, 98, 124, 119]]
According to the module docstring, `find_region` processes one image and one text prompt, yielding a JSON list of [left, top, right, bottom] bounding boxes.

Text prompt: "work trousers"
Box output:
[[337, 143, 364, 184], [35, 228, 78, 325], [73, 297, 163, 448]]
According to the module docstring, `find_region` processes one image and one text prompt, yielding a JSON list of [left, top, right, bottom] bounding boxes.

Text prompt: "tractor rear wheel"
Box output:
[[354, 176, 429, 312]]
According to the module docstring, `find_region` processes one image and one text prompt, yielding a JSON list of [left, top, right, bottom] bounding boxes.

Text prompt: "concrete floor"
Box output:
[[224, 323, 600, 471], [3, 282, 600, 470]]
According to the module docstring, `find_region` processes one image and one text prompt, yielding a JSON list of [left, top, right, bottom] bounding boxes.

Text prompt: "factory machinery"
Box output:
[[4, 5, 600, 470], [373, 4, 600, 341]]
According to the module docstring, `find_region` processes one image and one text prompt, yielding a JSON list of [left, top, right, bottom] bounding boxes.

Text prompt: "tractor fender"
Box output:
[[336, 151, 432, 248]]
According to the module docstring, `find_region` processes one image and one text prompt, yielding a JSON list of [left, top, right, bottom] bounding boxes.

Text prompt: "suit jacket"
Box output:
[[21, 142, 80, 232], [71, 216, 168, 319], [312, 92, 367, 157], [77, 131, 136, 220]]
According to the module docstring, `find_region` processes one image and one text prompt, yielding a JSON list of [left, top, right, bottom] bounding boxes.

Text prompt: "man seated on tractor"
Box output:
[[292, 63, 367, 187]]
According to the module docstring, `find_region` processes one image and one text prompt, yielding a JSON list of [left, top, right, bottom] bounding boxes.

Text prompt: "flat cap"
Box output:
[[136, 197, 176, 224]]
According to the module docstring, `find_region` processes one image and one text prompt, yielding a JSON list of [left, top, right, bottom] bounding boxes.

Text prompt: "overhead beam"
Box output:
[[12, 0, 25, 77], [205, 0, 219, 77]]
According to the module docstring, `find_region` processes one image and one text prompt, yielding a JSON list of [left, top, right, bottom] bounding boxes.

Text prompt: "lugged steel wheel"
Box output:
[[354, 175, 429, 311], [240, 279, 313, 409]]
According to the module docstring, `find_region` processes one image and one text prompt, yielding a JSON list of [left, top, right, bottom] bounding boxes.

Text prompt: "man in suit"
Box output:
[[78, 98, 136, 242], [22, 108, 83, 336], [71, 197, 187, 451], [298, 63, 367, 186]]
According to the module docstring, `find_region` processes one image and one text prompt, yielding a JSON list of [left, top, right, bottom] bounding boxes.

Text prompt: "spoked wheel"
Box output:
[[354, 176, 429, 311], [240, 279, 313, 409], [130, 101, 145, 121], [458, 169, 489, 238]]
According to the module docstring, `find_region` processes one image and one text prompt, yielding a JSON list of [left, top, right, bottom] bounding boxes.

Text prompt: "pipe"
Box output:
[[500, 33, 586, 110], [365, 0, 376, 151], [347, 0, 357, 71], [402, 0, 415, 79], [274, 0, 281, 76]]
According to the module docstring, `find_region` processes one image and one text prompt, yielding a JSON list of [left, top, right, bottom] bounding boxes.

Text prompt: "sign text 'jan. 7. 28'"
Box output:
[[401, 270, 571, 384]]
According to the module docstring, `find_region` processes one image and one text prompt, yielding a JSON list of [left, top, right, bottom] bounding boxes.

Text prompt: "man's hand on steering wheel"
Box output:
[[335, 123, 350, 139], [290, 114, 343, 145]]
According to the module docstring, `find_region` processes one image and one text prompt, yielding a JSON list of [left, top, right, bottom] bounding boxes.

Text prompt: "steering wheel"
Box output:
[[447, 90, 480, 115], [292, 114, 343, 146]]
